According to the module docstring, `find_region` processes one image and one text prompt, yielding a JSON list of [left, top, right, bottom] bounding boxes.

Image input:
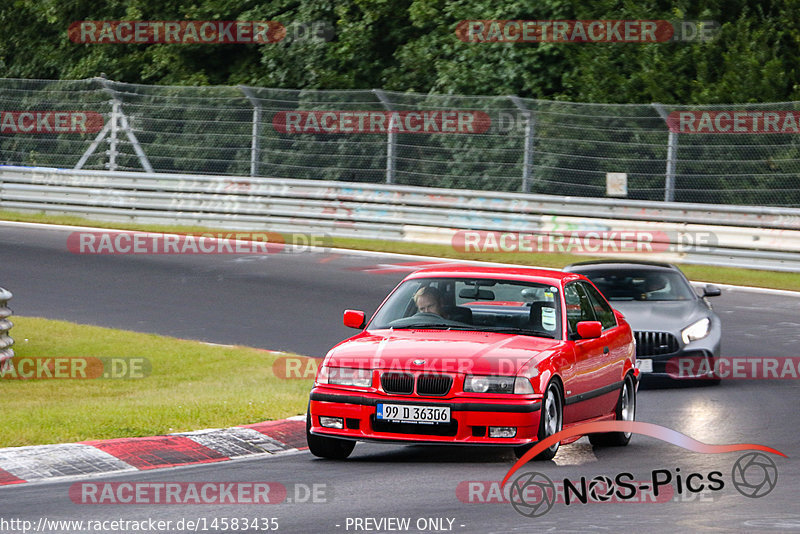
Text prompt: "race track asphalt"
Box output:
[[1, 222, 798, 533]]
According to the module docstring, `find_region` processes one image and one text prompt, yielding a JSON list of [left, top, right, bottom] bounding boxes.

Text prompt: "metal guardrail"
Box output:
[[2, 165, 800, 271], [0, 287, 14, 366]]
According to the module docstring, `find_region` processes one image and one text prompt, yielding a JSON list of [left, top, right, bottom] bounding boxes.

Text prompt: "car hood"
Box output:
[[609, 300, 709, 332], [326, 329, 561, 376]]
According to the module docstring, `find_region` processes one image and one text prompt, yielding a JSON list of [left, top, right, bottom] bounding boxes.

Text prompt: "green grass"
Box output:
[[2, 209, 798, 291], [1, 316, 314, 447]]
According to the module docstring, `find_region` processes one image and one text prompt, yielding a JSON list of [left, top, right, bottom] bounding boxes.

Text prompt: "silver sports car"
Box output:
[[563, 260, 721, 384]]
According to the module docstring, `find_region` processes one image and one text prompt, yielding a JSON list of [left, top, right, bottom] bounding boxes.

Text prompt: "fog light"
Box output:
[[319, 416, 344, 429], [489, 426, 517, 438]]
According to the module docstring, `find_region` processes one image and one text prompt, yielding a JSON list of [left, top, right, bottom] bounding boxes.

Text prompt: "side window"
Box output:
[[564, 283, 596, 335], [581, 282, 617, 330]]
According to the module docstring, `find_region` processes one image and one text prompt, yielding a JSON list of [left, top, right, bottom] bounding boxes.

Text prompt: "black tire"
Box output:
[[514, 381, 563, 460], [589, 374, 636, 447], [306, 409, 356, 460]]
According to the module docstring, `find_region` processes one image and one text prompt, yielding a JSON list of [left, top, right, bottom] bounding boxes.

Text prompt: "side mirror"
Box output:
[[576, 321, 602, 339], [703, 284, 721, 297], [343, 309, 366, 329]]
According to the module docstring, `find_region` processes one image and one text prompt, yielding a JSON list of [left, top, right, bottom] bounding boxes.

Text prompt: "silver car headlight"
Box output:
[[681, 318, 710, 344]]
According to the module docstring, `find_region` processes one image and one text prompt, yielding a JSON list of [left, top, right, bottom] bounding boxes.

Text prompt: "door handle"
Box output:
[[603, 346, 609, 354]]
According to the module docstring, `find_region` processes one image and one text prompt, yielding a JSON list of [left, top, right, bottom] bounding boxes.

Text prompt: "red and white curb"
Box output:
[[0, 416, 307, 486]]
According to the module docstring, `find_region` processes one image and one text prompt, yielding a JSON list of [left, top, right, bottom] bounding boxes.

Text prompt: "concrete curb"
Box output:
[[0, 416, 307, 486]]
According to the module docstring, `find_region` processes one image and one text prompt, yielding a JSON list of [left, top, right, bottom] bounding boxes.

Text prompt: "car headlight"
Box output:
[[317, 366, 372, 388], [464, 375, 534, 394], [681, 318, 711, 344]]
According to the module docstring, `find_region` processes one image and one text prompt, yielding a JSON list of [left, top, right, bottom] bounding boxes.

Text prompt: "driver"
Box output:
[[641, 274, 669, 299], [413, 287, 446, 317]]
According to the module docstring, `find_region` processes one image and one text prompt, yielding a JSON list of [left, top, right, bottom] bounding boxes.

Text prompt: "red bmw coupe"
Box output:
[[307, 265, 638, 460]]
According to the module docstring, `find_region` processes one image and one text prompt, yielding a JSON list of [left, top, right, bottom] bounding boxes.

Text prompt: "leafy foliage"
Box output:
[[1, 0, 797, 103]]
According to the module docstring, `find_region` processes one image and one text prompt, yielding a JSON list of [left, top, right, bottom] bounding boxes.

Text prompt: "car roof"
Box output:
[[405, 264, 584, 284], [563, 259, 680, 272]]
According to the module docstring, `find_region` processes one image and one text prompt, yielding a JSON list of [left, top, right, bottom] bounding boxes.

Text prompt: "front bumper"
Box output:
[[636, 324, 722, 381], [308, 388, 543, 446]]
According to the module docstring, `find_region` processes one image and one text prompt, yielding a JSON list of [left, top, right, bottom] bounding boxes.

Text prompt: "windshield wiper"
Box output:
[[397, 323, 477, 330], [488, 327, 556, 339]]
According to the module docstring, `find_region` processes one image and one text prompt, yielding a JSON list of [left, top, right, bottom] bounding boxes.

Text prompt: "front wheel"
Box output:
[[589, 374, 636, 447], [514, 381, 563, 460], [306, 410, 356, 459]]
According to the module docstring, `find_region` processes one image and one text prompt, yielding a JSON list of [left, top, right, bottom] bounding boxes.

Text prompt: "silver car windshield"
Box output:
[[581, 270, 696, 301]]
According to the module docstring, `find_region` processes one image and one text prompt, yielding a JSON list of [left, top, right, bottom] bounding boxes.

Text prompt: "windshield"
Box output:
[[578, 269, 696, 301], [368, 277, 562, 339]]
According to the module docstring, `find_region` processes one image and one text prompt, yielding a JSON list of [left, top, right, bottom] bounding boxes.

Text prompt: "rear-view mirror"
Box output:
[[458, 288, 495, 300]]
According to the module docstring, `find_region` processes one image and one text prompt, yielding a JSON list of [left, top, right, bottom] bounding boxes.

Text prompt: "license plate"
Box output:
[[376, 403, 450, 424], [636, 359, 653, 373]]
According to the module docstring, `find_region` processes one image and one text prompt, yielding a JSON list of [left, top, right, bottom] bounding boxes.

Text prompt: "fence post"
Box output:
[[509, 95, 535, 193], [373, 89, 396, 184], [102, 79, 154, 173], [77, 78, 154, 172], [108, 99, 119, 171], [117, 108, 154, 173], [652, 103, 677, 202], [239, 85, 262, 177]]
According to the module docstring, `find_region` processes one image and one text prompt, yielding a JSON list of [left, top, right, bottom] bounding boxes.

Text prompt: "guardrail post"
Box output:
[[652, 103, 678, 202], [373, 89, 396, 184], [239, 86, 262, 177], [0, 287, 14, 371], [510, 95, 535, 193]]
